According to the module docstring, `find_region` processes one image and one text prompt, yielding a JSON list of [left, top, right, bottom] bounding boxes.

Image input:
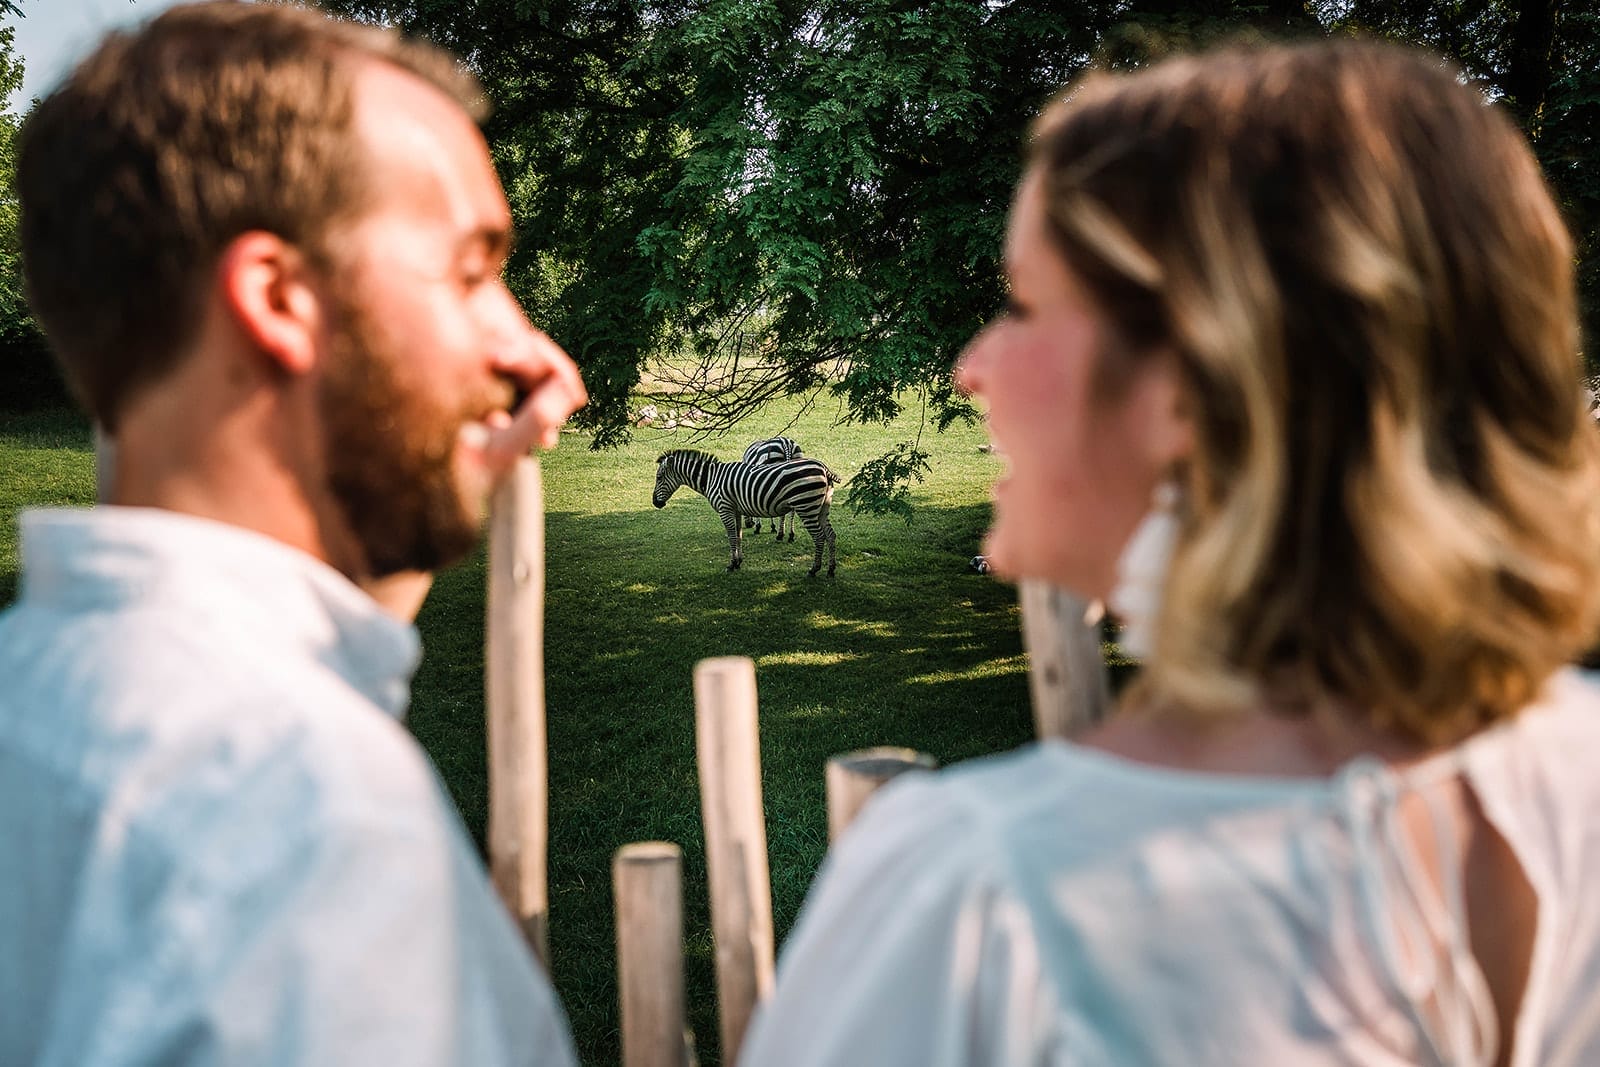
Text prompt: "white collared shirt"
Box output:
[[0, 507, 576, 1067]]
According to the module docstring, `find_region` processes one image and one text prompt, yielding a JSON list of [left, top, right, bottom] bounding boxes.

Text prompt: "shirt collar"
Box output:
[[18, 507, 423, 719]]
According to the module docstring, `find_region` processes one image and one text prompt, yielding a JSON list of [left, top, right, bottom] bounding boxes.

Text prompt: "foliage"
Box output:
[[1326, 0, 1599, 357], [844, 440, 931, 523], [0, 23, 63, 413], [1534, 6, 1600, 357], [314, 0, 1600, 510]]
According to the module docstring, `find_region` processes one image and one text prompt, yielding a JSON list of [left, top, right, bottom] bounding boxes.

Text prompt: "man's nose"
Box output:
[[486, 285, 541, 361]]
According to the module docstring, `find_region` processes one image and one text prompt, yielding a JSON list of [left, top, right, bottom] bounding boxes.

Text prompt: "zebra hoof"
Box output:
[[727, 562, 740, 571], [827, 565, 836, 577], [807, 567, 819, 578]]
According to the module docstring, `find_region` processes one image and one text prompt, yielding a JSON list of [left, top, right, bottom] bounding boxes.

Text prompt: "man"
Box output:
[[1, 3, 586, 1064]]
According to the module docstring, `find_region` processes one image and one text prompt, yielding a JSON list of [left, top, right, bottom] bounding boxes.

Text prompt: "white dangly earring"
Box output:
[[1108, 481, 1181, 660]]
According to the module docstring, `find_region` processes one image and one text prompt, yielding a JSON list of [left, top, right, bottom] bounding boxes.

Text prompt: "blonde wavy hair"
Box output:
[[1031, 39, 1600, 744]]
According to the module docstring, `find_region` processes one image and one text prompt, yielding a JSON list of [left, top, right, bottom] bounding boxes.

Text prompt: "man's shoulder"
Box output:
[[0, 597, 440, 854]]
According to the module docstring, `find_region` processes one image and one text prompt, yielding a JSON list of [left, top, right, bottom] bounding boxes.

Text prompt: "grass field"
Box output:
[[1, 399, 1086, 1064]]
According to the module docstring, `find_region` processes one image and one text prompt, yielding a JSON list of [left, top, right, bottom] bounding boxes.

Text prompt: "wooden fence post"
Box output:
[[824, 747, 937, 842], [486, 456, 551, 969], [1018, 580, 1111, 741], [614, 842, 693, 1067], [693, 656, 774, 1067]]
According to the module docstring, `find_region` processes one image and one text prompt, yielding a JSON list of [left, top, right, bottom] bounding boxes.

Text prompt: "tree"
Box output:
[[1327, 0, 1600, 353], [0, 21, 62, 412], [323, 0, 1600, 498], [1528, 5, 1600, 352], [319, 0, 1140, 512]]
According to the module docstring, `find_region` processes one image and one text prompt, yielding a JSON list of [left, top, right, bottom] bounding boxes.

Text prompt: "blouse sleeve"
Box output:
[[738, 771, 1063, 1067]]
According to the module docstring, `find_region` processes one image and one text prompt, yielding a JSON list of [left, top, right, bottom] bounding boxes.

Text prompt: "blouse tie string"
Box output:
[[1338, 756, 1498, 1067]]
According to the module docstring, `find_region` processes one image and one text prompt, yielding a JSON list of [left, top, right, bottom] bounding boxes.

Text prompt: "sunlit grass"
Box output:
[[1, 399, 1061, 1066]]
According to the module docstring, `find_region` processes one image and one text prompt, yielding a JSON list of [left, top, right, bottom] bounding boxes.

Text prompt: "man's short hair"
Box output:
[[17, 1, 484, 432]]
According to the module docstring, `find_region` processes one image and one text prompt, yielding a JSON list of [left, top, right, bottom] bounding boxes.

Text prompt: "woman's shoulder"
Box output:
[[1460, 667, 1600, 821], [839, 663, 1600, 889], [844, 738, 1301, 886], [1505, 666, 1600, 743]]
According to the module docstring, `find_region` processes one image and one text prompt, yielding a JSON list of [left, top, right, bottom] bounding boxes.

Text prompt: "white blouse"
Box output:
[[741, 669, 1600, 1067]]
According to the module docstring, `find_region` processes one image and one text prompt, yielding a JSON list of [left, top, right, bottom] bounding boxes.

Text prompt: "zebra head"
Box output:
[[652, 452, 686, 508]]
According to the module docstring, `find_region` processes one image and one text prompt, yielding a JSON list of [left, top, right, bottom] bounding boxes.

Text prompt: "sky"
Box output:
[[9, 0, 192, 107]]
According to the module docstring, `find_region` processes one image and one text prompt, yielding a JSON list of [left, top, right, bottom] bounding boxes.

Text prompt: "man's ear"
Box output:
[[216, 232, 325, 376]]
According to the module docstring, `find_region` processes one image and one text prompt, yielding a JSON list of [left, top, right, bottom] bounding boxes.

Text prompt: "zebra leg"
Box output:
[[812, 500, 836, 577], [786, 511, 796, 542], [722, 511, 743, 570], [804, 515, 824, 577]]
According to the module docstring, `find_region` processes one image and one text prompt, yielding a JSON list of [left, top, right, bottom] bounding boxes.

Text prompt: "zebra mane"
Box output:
[[657, 448, 720, 466]]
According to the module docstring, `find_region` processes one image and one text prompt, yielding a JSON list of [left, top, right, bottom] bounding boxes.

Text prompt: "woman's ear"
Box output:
[[1143, 349, 1197, 469], [215, 232, 325, 376]]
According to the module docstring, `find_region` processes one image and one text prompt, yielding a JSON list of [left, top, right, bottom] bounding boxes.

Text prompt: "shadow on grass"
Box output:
[[0, 416, 1092, 1067], [408, 499, 1075, 1066]]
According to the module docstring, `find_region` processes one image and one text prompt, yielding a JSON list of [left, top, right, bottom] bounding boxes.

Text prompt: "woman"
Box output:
[[739, 40, 1600, 1067]]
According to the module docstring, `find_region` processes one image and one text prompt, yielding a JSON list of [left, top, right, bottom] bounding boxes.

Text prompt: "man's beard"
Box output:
[[316, 295, 488, 579]]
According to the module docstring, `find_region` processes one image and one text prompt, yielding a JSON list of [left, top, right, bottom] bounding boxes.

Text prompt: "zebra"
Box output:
[[653, 449, 838, 577], [740, 436, 804, 540]]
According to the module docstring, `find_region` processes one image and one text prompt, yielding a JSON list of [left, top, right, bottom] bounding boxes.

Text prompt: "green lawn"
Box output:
[[1, 401, 1062, 1064], [0, 409, 95, 604]]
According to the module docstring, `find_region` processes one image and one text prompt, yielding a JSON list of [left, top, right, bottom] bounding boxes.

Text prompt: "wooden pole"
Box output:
[[693, 656, 774, 1067], [1018, 580, 1112, 741], [614, 842, 692, 1067], [486, 456, 550, 969], [824, 747, 937, 843]]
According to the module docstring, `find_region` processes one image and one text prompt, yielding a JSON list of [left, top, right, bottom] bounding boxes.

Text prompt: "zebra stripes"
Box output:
[[653, 449, 838, 577], [741, 436, 803, 465], [741, 436, 804, 540]]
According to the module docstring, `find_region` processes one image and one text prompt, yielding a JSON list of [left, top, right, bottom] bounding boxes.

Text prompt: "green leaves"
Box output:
[[843, 441, 932, 523], [313, 0, 1600, 463]]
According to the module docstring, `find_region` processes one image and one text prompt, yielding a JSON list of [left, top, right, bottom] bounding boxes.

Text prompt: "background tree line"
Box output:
[[4, 1, 1596, 507]]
